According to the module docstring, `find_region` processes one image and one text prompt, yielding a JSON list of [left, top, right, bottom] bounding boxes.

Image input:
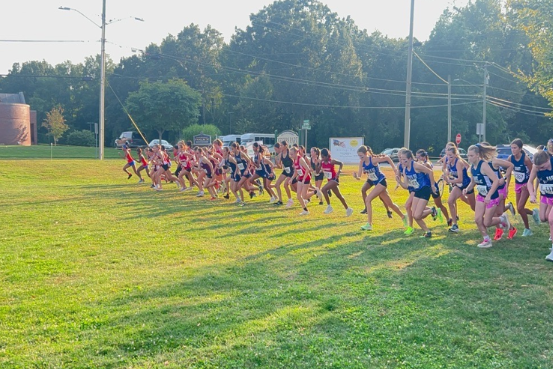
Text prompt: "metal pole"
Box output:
[[404, 0, 415, 149], [447, 75, 451, 142], [99, 0, 106, 160], [483, 64, 488, 143]]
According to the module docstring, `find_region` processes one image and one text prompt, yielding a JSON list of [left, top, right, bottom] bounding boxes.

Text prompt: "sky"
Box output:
[[1, 0, 470, 75]]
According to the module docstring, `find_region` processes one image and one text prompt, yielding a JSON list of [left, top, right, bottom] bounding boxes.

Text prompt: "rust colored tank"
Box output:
[[0, 103, 31, 146]]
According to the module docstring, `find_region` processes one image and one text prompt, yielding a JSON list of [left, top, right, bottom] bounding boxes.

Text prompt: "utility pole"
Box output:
[[447, 75, 451, 142], [483, 64, 488, 143], [404, 0, 415, 149], [99, 0, 106, 159]]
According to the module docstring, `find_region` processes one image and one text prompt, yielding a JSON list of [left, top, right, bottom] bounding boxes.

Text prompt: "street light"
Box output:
[[59, 2, 143, 160]]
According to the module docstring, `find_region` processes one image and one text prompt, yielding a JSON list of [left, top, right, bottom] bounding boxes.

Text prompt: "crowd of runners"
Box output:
[[120, 138, 553, 261]]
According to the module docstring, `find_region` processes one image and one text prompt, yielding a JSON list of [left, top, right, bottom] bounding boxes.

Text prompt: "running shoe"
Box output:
[[319, 201, 324, 206], [402, 216, 408, 228], [210, 196, 217, 201], [478, 239, 493, 248], [493, 227, 504, 241], [138, 179, 144, 183], [249, 191, 255, 199], [274, 201, 283, 206], [361, 223, 372, 231], [387, 211, 393, 219], [196, 191, 204, 197], [448, 224, 459, 233], [360, 208, 367, 214], [404, 227, 414, 236], [127, 173, 132, 179], [500, 214, 511, 230], [346, 208, 354, 217], [421, 231, 432, 238], [223, 194, 230, 199], [238, 201, 246, 207], [184, 187, 193, 192], [436, 209, 444, 223], [522, 228, 533, 237], [507, 227, 518, 240], [431, 206, 438, 221], [151, 184, 156, 189], [532, 209, 540, 225], [269, 197, 276, 203], [299, 210, 310, 215], [447, 218, 453, 227], [179, 187, 187, 192], [258, 186, 264, 196], [286, 199, 294, 208], [506, 202, 516, 216], [546, 251, 553, 262], [316, 190, 324, 202], [324, 205, 334, 214]]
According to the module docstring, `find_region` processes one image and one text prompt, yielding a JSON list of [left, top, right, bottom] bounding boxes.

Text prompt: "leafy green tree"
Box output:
[[125, 79, 201, 142], [42, 105, 68, 145]]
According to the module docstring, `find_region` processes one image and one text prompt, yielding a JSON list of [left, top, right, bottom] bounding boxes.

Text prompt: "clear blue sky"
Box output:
[[1, 0, 469, 75]]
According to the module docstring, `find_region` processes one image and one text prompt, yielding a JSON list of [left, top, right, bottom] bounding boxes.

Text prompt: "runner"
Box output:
[[443, 146, 474, 232], [136, 147, 149, 182], [274, 141, 295, 207], [318, 148, 353, 216], [464, 143, 509, 248], [122, 144, 140, 181], [528, 149, 553, 260], [416, 149, 448, 224], [287, 146, 312, 215]]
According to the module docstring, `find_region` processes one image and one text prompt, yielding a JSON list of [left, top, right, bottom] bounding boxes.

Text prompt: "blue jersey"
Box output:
[[471, 160, 499, 199], [362, 156, 385, 184], [537, 156, 553, 198], [448, 158, 471, 188], [235, 153, 247, 174], [511, 152, 529, 184], [404, 161, 430, 191], [488, 162, 505, 190]]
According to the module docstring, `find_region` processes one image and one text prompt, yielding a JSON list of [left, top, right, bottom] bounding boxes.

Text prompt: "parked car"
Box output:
[[114, 131, 146, 149], [439, 148, 468, 160], [380, 148, 401, 162], [496, 144, 537, 161], [148, 139, 174, 150]]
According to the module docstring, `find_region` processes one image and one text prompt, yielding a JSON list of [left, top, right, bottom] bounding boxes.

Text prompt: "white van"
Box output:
[[240, 133, 276, 156], [220, 134, 241, 147]]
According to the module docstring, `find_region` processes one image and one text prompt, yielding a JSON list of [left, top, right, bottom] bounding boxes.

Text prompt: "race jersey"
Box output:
[[200, 160, 212, 176], [178, 152, 188, 168], [125, 151, 134, 163], [235, 153, 248, 174], [448, 158, 471, 188], [404, 161, 430, 191], [511, 152, 529, 184], [537, 156, 553, 198], [362, 157, 385, 184], [294, 156, 310, 182], [281, 150, 294, 175], [139, 155, 148, 167], [489, 162, 505, 190], [471, 160, 499, 199], [321, 159, 337, 181]]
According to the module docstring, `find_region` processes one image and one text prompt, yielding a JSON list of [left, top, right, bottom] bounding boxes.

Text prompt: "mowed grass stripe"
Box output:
[[1, 159, 553, 368]]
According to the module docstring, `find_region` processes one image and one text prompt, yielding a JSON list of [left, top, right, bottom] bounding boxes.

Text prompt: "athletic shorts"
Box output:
[[127, 161, 135, 166], [162, 164, 169, 171], [314, 173, 324, 181], [414, 186, 431, 201], [476, 194, 500, 209], [367, 178, 387, 188], [233, 174, 241, 182], [515, 182, 528, 194], [174, 166, 182, 177], [541, 196, 553, 206], [498, 186, 508, 199], [141, 165, 149, 170], [266, 173, 275, 181], [255, 170, 266, 178], [282, 169, 294, 178]]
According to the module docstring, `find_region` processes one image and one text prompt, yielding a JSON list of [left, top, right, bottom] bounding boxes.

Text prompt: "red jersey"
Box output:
[[321, 159, 337, 181], [125, 151, 134, 163], [139, 154, 148, 167], [294, 156, 310, 182]]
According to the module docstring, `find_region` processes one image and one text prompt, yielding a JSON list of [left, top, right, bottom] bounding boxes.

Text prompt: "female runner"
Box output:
[[528, 150, 553, 261], [319, 148, 353, 216]]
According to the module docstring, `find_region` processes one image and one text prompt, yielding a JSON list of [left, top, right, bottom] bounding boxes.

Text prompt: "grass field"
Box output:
[[0, 144, 124, 160], [1, 152, 553, 368]]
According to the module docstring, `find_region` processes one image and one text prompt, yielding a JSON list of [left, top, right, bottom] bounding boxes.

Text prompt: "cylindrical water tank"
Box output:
[[0, 103, 31, 146]]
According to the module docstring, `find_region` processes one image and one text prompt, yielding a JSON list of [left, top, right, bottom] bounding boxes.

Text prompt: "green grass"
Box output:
[[1, 160, 552, 368], [0, 144, 124, 159]]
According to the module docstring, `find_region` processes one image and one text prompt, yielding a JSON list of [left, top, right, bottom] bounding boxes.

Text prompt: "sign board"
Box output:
[[456, 133, 461, 145], [302, 120, 311, 130], [193, 133, 211, 146], [329, 137, 364, 164], [476, 123, 484, 136], [277, 130, 299, 146]]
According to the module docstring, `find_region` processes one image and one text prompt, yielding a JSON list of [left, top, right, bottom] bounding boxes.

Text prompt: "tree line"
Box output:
[[0, 0, 551, 153]]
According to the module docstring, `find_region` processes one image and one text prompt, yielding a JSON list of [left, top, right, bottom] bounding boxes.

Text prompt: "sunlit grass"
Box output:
[[1, 158, 552, 368]]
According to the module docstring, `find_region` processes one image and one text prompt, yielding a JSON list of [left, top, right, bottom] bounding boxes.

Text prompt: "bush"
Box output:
[[64, 130, 96, 147], [181, 124, 222, 142]]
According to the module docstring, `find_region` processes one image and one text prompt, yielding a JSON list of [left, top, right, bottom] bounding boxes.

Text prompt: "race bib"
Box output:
[[476, 185, 489, 195], [256, 165, 262, 171], [204, 169, 208, 174], [408, 178, 419, 189], [324, 171, 332, 179], [514, 172, 526, 182], [284, 167, 291, 173], [237, 163, 245, 170], [368, 171, 378, 182], [540, 183, 553, 195], [297, 169, 304, 176]]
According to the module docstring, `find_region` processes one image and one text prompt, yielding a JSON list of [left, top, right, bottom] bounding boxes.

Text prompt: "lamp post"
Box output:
[[228, 112, 234, 134], [404, 0, 415, 149], [59, 3, 143, 160]]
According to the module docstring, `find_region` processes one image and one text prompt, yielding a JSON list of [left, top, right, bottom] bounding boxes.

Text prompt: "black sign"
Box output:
[[193, 133, 211, 146]]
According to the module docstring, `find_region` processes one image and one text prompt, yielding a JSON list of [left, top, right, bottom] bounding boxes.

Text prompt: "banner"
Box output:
[[329, 137, 364, 164]]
